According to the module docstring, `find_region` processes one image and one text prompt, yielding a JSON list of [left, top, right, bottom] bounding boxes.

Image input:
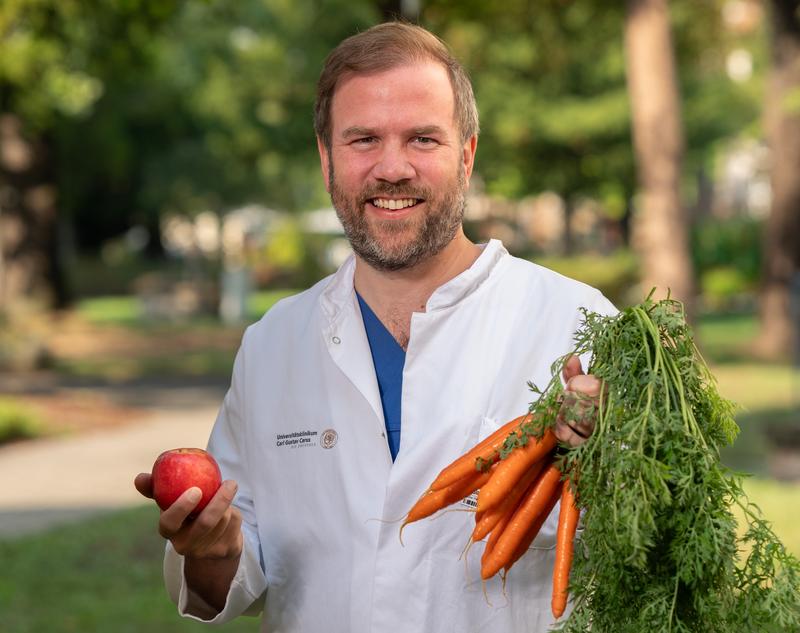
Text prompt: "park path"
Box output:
[[0, 382, 227, 538]]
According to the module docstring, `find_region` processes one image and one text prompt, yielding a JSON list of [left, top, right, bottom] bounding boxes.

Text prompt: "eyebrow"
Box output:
[[340, 125, 448, 139], [411, 125, 447, 137], [341, 126, 376, 139]]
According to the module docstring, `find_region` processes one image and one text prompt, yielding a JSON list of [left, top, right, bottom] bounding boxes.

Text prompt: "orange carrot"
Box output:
[[503, 481, 562, 573], [400, 466, 493, 543], [475, 429, 557, 513], [471, 458, 545, 543], [551, 481, 579, 619], [429, 414, 531, 492], [480, 496, 517, 568], [480, 463, 562, 579]]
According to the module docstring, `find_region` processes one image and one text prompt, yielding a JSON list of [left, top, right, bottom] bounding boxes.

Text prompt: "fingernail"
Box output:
[[186, 487, 202, 503]]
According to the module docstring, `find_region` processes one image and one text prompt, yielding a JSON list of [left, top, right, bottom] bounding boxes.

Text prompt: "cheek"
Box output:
[[332, 151, 373, 185], [425, 154, 464, 183]]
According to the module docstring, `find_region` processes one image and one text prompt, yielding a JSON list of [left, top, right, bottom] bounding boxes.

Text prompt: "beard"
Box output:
[[329, 161, 467, 272]]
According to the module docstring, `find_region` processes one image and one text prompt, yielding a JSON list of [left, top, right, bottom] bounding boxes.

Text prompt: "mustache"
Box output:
[[359, 183, 431, 204]]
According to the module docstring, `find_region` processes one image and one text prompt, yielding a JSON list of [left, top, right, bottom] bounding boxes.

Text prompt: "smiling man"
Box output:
[[323, 61, 474, 272], [135, 22, 614, 633], [318, 49, 482, 349]]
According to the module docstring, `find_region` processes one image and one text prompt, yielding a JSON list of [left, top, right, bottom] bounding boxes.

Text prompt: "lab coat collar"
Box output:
[[319, 239, 508, 321], [425, 238, 507, 311]]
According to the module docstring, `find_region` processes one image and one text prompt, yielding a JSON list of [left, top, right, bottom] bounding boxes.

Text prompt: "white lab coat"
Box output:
[[164, 239, 616, 632]]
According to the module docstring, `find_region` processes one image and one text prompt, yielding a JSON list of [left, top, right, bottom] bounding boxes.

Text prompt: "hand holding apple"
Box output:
[[150, 448, 222, 515], [134, 455, 243, 611], [134, 449, 243, 564]]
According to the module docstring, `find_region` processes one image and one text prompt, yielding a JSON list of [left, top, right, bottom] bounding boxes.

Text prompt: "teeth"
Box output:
[[372, 198, 418, 210]]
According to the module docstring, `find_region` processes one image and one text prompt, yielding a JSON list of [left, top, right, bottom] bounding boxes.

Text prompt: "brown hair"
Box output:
[[314, 22, 479, 150]]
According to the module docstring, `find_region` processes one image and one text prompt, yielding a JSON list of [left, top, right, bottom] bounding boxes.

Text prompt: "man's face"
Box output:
[[318, 60, 477, 271]]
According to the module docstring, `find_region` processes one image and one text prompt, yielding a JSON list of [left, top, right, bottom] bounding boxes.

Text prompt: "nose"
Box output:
[[370, 143, 416, 183]]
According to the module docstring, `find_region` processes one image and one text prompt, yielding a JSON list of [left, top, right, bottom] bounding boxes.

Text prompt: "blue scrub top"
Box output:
[[356, 292, 405, 461]]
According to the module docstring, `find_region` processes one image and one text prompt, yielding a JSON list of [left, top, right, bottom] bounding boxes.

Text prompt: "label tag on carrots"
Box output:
[[461, 491, 479, 509]]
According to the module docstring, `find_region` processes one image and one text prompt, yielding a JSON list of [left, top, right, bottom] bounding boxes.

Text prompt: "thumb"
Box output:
[[561, 354, 584, 384], [134, 472, 154, 499]]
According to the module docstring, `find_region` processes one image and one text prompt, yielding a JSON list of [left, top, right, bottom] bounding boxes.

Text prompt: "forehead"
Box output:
[[330, 61, 456, 136]]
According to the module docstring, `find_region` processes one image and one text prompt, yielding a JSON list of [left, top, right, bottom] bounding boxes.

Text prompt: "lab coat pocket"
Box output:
[[423, 543, 557, 632], [451, 415, 502, 458]]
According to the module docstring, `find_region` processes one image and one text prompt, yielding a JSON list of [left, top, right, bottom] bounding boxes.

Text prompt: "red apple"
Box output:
[[151, 448, 222, 515]]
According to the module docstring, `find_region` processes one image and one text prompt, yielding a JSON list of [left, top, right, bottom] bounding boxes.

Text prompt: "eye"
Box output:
[[413, 136, 437, 146], [351, 136, 376, 146]]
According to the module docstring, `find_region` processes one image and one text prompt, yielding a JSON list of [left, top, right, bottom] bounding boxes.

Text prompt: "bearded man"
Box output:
[[135, 21, 614, 633]]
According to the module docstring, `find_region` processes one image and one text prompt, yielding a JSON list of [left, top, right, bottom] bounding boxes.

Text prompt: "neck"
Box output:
[[353, 230, 481, 349]]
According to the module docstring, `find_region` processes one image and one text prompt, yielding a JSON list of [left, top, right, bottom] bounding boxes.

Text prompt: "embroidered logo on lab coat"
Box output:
[[320, 428, 338, 449], [276, 430, 317, 447]]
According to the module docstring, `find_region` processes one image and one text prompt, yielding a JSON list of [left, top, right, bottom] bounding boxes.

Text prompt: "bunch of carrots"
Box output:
[[400, 412, 580, 620]]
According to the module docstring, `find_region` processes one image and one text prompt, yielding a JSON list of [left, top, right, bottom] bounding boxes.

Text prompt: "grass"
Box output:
[[75, 295, 144, 327], [693, 311, 800, 476], [0, 506, 258, 633], [50, 289, 300, 383], [53, 348, 240, 382], [732, 478, 800, 557], [695, 311, 761, 364], [76, 289, 299, 328]]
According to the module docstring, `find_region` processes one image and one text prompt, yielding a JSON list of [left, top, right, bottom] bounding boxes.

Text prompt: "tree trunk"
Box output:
[[755, 0, 800, 360], [0, 113, 69, 313], [624, 0, 694, 314]]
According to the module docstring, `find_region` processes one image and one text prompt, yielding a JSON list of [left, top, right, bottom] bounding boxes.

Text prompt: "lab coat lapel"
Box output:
[[321, 257, 386, 430]]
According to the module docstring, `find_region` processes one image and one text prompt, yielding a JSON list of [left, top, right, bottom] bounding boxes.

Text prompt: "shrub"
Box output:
[[0, 398, 43, 444], [691, 217, 762, 288]]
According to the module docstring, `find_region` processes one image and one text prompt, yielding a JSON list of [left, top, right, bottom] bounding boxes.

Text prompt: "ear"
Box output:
[[317, 136, 331, 193], [461, 135, 478, 187]]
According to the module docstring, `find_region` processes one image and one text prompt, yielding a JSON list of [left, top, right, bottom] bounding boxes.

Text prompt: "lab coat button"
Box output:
[[332, 336, 341, 344]]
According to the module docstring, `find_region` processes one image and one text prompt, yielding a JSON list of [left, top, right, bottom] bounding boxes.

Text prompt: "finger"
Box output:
[[186, 480, 239, 536], [556, 392, 597, 441], [555, 407, 593, 439], [187, 507, 232, 554], [553, 420, 588, 448], [566, 374, 602, 398], [561, 355, 584, 384], [180, 482, 240, 557], [187, 507, 243, 560], [159, 487, 203, 538], [566, 415, 596, 438], [134, 473, 154, 498]]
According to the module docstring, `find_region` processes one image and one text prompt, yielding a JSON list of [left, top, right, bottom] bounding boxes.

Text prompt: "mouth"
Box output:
[[368, 197, 423, 211]]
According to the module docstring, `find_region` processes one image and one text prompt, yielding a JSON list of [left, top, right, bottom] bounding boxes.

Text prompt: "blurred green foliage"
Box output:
[[1, 0, 379, 257], [0, 398, 42, 443], [691, 217, 763, 308], [1, 0, 764, 259], [424, 0, 761, 209]]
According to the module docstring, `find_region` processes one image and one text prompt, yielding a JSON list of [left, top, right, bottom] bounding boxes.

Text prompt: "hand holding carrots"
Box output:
[[554, 355, 602, 448]]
